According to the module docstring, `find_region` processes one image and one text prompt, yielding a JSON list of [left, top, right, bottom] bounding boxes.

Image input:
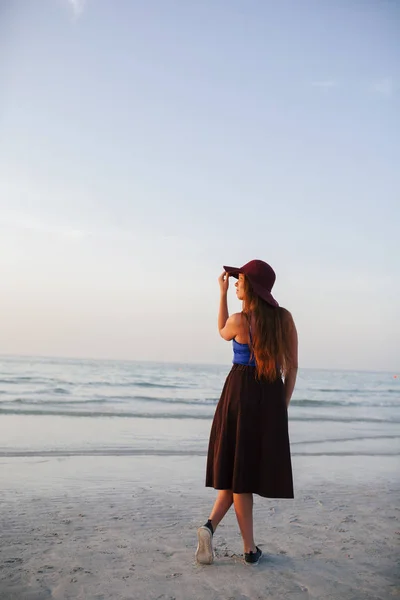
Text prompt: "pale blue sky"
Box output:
[[1, 0, 399, 370]]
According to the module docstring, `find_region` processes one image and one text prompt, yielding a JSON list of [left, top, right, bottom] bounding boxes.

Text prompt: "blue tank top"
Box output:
[[232, 318, 256, 366], [232, 339, 256, 366]]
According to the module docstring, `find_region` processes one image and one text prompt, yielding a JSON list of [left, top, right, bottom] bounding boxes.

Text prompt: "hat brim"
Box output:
[[223, 265, 241, 279], [223, 265, 279, 307], [251, 280, 279, 307]]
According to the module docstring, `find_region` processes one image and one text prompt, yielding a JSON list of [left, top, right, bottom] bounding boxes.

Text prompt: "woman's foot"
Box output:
[[195, 521, 214, 565], [244, 546, 262, 565]]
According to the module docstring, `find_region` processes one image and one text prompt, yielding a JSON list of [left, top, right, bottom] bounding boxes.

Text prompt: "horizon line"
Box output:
[[0, 353, 397, 375]]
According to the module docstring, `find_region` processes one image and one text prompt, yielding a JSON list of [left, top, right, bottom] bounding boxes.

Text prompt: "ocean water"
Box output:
[[0, 356, 399, 462]]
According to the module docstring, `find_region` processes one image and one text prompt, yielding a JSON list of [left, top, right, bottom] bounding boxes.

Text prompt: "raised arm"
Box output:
[[217, 271, 241, 341]]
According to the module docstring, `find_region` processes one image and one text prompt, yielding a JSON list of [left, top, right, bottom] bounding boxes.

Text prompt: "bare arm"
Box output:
[[218, 291, 229, 332], [218, 293, 241, 340], [284, 368, 298, 409], [283, 314, 298, 408], [217, 272, 241, 340]]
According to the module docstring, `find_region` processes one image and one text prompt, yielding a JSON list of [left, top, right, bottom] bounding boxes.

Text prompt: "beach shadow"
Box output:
[[197, 550, 296, 571], [262, 551, 296, 570]]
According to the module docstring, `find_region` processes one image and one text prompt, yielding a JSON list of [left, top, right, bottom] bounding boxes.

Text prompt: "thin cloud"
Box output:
[[67, 0, 86, 18], [371, 77, 394, 97]]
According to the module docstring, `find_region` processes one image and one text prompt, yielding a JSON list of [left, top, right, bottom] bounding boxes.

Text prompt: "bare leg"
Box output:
[[233, 493, 256, 553], [196, 489, 233, 564], [208, 489, 233, 531]]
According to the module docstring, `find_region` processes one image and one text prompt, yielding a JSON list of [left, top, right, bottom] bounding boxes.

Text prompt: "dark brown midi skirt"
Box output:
[[206, 364, 294, 499]]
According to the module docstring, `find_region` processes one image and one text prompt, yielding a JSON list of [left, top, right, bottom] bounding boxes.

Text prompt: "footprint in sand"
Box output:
[[4, 558, 23, 564], [341, 515, 357, 523], [39, 565, 54, 571], [71, 566, 84, 573]]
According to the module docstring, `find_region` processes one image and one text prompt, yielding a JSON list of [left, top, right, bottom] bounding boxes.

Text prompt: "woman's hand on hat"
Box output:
[[218, 271, 230, 294]]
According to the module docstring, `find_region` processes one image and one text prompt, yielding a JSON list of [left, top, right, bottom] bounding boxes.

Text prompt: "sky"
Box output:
[[0, 0, 399, 370]]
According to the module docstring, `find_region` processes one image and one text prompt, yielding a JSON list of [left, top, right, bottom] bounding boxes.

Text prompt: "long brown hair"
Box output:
[[243, 275, 295, 381]]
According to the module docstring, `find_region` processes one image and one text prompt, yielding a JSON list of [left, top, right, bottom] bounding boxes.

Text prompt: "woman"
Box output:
[[195, 259, 298, 566]]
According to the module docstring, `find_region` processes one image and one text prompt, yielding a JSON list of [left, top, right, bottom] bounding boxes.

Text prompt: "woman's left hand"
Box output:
[[218, 271, 230, 294]]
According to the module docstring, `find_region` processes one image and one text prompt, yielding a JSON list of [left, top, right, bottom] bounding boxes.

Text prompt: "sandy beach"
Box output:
[[1, 454, 399, 600]]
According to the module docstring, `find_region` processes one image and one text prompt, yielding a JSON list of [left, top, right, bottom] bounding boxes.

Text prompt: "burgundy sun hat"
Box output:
[[223, 259, 279, 307]]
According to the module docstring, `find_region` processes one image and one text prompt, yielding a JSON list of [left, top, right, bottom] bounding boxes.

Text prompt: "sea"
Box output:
[[0, 356, 399, 471]]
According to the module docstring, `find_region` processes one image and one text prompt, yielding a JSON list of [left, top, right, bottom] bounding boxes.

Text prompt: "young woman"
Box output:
[[195, 259, 298, 566]]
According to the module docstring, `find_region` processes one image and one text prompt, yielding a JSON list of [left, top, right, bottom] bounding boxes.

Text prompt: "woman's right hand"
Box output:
[[218, 271, 230, 294]]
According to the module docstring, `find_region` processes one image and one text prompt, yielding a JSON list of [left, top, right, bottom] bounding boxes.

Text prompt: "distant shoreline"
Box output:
[[0, 353, 397, 375]]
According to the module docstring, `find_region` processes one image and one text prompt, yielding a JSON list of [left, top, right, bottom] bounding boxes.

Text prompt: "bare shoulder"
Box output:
[[219, 312, 243, 341], [279, 307, 296, 329], [224, 311, 243, 330], [279, 306, 293, 320], [230, 312, 244, 324]]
